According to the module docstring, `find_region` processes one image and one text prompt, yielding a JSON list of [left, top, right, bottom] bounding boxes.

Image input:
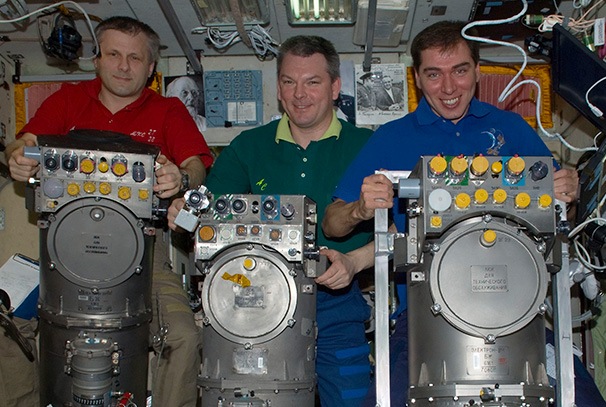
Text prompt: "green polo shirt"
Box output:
[[205, 112, 373, 252]]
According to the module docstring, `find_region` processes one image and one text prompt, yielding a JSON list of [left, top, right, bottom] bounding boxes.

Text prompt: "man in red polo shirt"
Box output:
[[4, 16, 212, 407]]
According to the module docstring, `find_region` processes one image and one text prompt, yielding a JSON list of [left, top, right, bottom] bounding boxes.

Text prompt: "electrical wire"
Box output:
[[568, 216, 606, 271], [192, 24, 279, 59], [585, 76, 606, 117], [539, 0, 604, 32], [462, 0, 598, 153], [0, 1, 98, 61]]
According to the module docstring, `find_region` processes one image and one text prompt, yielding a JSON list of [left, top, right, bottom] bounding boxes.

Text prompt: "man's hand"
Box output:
[[167, 197, 186, 231], [323, 173, 394, 239], [154, 154, 182, 198], [7, 138, 39, 182], [553, 168, 579, 203], [357, 173, 394, 219], [315, 248, 357, 290]]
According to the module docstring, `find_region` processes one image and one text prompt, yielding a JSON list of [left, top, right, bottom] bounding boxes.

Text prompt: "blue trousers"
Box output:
[[316, 284, 372, 407], [363, 310, 408, 407]]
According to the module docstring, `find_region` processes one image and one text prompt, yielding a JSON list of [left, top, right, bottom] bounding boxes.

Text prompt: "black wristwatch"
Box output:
[[180, 170, 190, 192]]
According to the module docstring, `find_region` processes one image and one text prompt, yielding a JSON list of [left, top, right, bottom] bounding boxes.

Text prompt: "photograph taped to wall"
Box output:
[[355, 63, 408, 125], [165, 74, 207, 132]]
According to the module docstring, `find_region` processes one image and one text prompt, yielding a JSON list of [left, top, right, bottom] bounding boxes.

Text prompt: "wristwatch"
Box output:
[[180, 170, 190, 192]]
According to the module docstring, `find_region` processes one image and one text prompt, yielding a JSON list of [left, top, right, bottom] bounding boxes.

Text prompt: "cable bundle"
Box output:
[[192, 24, 279, 59]]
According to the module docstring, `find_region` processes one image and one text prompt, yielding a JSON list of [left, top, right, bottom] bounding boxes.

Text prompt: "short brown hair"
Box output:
[[411, 21, 480, 72], [277, 36, 340, 82], [95, 16, 161, 62]]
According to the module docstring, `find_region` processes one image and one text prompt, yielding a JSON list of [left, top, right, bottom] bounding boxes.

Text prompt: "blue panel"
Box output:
[[203, 70, 263, 127]]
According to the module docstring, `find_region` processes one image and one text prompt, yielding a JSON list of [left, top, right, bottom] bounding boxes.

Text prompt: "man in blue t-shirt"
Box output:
[[323, 20, 591, 406]]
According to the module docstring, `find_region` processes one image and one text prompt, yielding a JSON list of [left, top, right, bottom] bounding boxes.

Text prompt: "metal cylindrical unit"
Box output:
[[199, 243, 317, 406], [38, 197, 153, 406], [39, 321, 149, 407], [408, 217, 553, 406], [38, 197, 153, 325]]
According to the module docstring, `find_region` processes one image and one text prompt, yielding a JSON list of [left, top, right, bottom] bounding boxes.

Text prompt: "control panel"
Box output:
[[409, 155, 556, 237], [189, 194, 318, 263], [204, 70, 263, 127], [25, 131, 160, 219]]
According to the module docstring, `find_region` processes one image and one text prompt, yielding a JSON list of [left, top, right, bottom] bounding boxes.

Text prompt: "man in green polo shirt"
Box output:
[[168, 35, 375, 406]]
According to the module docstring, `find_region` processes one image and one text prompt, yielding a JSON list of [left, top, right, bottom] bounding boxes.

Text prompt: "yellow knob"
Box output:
[[429, 156, 448, 175], [98, 160, 109, 173], [66, 183, 80, 196], [112, 162, 127, 177], [430, 216, 442, 228], [243, 257, 256, 271], [539, 194, 553, 209], [493, 188, 507, 204], [507, 156, 525, 175], [481, 229, 497, 247], [99, 182, 111, 195], [455, 193, 471, 209], [450, 156, 468, 175], [474, 189, 489, 204], [83, 181, 96, 194], [515, 192, 531, 209], [199, 225, 216, 242], [138, 189, 150, 200], [491, 160, 503, 175], [80, 158, 95, 174], [118, 186, 131, 200], [471, 156, 489, 176]]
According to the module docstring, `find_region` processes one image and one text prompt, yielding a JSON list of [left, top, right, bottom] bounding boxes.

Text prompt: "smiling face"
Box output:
[[277, 52, 341, 139], [94, 29, 155, 106], [414, 41, 480, 124], [382, 76, 393, 90]]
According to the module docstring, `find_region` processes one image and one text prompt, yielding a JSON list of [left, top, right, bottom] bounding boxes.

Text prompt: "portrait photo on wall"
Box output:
[[164, 74, 207, 132], [355, 63, 408, 126]]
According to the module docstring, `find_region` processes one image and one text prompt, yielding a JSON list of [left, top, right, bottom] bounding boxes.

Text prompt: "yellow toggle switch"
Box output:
[[471, 156, 489, 176], [455, 193, 471, 209], [493, 188, 507, 204], [515, 192, 531, 209], [474, 189, 489, 204], [429, 155, 447, 176], [539, 194, 552, 209]]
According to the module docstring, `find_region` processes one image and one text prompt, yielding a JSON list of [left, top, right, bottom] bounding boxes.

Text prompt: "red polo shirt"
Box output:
[[20, 77, 213, 168]]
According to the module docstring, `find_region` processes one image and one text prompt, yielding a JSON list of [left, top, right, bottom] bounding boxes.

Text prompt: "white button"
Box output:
[[456, 132, 460, 137], [428, 188, 452, 212], [301, 173, 306, 178], [303, 157, 308, 162]]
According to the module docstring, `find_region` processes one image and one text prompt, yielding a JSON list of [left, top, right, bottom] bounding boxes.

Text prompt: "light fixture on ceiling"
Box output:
[[353, 0, 409, 47], [189, 0, 270, 27], [286, 0, 357, 25]]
